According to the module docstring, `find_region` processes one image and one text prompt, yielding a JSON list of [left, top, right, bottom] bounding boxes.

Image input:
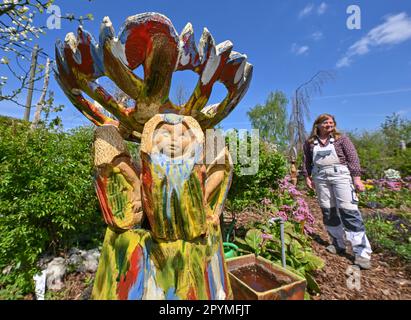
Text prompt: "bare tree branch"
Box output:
[[0, 0, 94, 110], [288, 70, 335, 157]]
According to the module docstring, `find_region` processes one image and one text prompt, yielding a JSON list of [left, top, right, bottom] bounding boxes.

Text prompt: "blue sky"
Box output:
[[1, 0, 411, 134]]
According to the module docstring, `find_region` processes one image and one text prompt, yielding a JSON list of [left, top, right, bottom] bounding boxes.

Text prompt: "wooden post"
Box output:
[[31, 58, 50, 129], [24, 44, 39, 122]]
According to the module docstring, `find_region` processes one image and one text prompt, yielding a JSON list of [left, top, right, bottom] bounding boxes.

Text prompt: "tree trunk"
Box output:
[[31, 58, 50, 129]]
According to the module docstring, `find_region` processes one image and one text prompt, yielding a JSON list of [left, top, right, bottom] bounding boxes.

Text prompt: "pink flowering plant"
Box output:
[[234, 176, 324, 294], [261, 175, 316, 235]]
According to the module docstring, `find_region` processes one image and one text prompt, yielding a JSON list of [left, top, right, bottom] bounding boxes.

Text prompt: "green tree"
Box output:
[[381, 113, 411, 155], [348, 130, 388, 179], [348, 114, 411, 178], [247, 91, 289, 149]]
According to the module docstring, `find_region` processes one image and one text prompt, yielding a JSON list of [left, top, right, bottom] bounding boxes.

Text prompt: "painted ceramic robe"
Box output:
[[91, 115, 233, 300]]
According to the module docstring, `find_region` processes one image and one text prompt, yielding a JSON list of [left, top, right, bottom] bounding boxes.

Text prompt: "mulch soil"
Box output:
[[306, 194, 411, 300]]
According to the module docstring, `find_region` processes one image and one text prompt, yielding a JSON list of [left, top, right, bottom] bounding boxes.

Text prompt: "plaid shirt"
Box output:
[[302, 135, 362, 177]]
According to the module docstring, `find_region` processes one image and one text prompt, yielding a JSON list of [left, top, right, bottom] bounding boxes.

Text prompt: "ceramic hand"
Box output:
[[94, 126, 143, 231]]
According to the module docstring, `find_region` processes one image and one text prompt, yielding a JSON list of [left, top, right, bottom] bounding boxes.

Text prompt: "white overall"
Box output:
[[312, 137, 372, 260]]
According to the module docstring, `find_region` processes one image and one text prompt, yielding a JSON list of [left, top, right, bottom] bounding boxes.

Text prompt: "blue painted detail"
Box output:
[[143, 235, 152, 275], [127, 251, 144, 300], [119, 28, 130, 45], [90, 45, 104, 77], [228, 52, 246, 64], [207, 263, 216, 300], [150, 136, 203, 230], [165, 287, 179, 300], [72, 48, 82, 65], [162, 182, 171, 222], [216, 249, 226, 291], [55, 40, 70, 75], [99, 21, 115, 45], [163, 113, 184, 124]]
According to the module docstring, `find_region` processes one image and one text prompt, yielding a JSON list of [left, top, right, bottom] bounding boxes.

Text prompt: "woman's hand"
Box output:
[[305, 176, 315, 190], [353, 176, 365, 192]]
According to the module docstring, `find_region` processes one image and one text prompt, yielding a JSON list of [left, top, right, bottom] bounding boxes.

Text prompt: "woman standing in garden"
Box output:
[[302, 114, 372, 269]]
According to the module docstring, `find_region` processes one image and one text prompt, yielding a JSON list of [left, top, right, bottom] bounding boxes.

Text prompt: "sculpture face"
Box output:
[[152, 122, 196, 159]]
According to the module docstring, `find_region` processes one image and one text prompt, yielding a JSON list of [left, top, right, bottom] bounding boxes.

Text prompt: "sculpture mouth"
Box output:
[[54, 12, 253, 141]]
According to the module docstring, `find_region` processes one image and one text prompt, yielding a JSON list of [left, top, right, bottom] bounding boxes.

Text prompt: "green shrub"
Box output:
[[227, 141, 288, 211], [0, 122, 104, 298], [348, 131, 388, 179]]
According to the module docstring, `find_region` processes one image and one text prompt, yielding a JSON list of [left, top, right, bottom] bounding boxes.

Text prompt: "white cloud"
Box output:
[[336, 56, 352, 68], [291, 43, 310, 55], [337, 12, 411, 68], [299, 4, 314, 18], [299, 3, 328, 18], [311, 31, 324, 41], [316, 87, 411, 99], [317, 2, 328, 15]]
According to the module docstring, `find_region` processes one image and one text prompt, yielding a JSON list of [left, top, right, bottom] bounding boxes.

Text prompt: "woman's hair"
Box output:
[[307, 113, 342, 143]]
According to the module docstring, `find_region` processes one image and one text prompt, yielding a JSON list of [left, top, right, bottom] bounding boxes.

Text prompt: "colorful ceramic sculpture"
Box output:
[[55, 12, 252, 300]]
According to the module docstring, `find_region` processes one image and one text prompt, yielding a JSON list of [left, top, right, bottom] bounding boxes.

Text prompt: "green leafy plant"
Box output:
[[0, 119, 104, 298], [234, 220, 324, 294], [364, 212, 411, 261], [244, 229, 263, 255]]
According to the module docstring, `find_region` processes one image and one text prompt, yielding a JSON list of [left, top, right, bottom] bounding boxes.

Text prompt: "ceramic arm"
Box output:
[[205, 147, 233, 225], [93, 126, 144, 232]]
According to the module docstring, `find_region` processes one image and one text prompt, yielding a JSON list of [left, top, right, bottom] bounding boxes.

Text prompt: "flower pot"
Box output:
[[226, 254, 306, 300]]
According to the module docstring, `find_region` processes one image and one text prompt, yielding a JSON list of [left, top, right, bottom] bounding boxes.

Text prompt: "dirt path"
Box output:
[[305, 195, 411, 300]]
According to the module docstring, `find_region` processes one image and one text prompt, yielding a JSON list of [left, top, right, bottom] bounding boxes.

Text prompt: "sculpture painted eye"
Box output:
[[54, 12, 253, 142], [158, 129, 171, 138]]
